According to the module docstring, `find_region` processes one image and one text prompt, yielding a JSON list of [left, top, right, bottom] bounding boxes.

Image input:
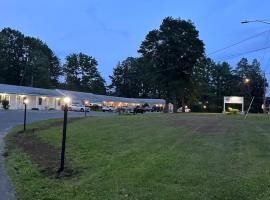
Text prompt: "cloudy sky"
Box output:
[[1, 0, 270, 83]]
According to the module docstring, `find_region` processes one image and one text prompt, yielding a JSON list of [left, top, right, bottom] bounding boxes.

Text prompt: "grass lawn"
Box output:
[[5, 113, 270, 200]]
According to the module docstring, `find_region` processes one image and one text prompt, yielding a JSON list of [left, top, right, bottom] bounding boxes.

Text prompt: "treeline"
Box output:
[[109, 17, 267, 112], [0, 28, 106, 94], [0, 17, 267, 112]]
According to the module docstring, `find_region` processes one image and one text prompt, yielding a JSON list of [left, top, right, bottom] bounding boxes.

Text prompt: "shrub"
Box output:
[[227, 108, 240, 115], [48, 108, 55, 111], [31, 108, 39, 111], [2, 100, 9, 110]]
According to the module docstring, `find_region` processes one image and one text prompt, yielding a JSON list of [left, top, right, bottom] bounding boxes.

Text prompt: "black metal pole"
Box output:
[[85, 106, 87, 117], [59, 104, 68, 172], [23, 103, 27, 132]]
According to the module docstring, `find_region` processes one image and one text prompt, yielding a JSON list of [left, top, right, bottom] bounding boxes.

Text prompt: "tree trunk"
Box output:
[[182, 97, 185, 113]]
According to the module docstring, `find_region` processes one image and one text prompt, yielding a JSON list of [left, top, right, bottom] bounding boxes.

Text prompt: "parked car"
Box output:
[[177, 106, 191, 113], [68, 104, 89, 112], [133, 106, 146, 114], [102, 106, 115, 112]]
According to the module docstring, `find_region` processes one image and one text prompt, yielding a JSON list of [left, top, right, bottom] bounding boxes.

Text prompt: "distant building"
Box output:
[[0, 84, 165, 110]]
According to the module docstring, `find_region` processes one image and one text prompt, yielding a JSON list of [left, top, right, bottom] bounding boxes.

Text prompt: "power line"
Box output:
[[216, 46, 270, 61], [207, 29, 270, 56]]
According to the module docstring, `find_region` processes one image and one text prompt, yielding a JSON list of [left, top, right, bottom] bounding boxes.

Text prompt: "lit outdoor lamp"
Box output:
[[244, 78, 250, 84], [59, 97, 70, 172], [23, 98, 29, 132], [84, 100, 89, 117]]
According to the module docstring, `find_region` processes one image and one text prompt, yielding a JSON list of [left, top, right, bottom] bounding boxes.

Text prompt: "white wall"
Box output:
[[1, 94, 61, 110]]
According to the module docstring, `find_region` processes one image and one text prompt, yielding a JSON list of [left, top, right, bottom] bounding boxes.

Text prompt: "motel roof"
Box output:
[[0, 84, 165, 105], [0, 84, 63, 97], [56, 89, 166, 105]]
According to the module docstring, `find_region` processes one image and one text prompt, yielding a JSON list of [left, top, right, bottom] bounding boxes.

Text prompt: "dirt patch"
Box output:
[[169, 115, 237, 134], [7, 118, 81, 178]]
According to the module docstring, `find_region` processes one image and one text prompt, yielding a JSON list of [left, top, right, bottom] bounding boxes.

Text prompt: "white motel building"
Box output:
[[0, 84, 165, 110]]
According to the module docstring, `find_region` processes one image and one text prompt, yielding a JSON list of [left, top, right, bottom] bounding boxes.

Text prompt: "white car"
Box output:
[[177, 106, 191, 113], [68, 104, 89, 112], [102, 106, 115, 112]]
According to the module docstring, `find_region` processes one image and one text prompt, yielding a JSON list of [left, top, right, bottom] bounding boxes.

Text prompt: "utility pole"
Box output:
[[263, 71, 267, 113]]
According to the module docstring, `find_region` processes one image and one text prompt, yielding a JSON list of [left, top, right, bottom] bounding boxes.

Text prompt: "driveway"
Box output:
[[0, 110, 114, 200]]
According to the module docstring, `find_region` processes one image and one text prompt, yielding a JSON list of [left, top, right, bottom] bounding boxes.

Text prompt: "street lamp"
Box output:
[[23, 99, 28, 132], [59, 97, 70, 172], [84, 100, 89, 117], [244, 78, 250, 84]]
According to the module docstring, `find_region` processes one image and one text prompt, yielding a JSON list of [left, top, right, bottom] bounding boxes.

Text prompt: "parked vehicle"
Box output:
[[133, 106, 146, 114], [102, 106, 115, 112], [68, 104, 89, 112], [177, 106, 191, 113]]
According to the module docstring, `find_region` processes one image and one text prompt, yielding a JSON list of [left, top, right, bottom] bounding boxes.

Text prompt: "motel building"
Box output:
[[0, 84, 63, 110], [0, 84, 165, 110]]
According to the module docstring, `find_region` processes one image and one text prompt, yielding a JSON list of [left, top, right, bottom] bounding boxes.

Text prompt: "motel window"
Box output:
[[38, 98, 42, 105], [57, 99, 61, 106]]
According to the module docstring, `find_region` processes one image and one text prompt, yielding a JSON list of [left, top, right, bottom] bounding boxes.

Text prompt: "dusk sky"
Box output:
[[2, 0, 270, 84]]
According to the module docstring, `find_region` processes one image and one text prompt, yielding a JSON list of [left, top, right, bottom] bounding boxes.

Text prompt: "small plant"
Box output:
[[48, 108, 56, 111], [31, 108, 39, 111], [2, 100, 10, 110], [227, 107, 240, 115]]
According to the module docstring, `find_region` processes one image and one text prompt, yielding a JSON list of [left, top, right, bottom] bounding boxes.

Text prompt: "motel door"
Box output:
[[16, 95, 26, 109]]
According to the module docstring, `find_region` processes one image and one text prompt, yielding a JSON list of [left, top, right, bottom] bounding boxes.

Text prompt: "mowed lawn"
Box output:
[[5, 113, 270, 200]]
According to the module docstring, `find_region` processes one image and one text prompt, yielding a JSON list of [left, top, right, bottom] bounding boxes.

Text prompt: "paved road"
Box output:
[[0, 110, 114, 200]]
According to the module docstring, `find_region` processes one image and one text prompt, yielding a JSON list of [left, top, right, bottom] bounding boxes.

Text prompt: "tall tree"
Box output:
[[234, 58, 267, 112], [0, 27, 62, 88], [138, 17, 205, 111], [63, 53, 106, 94]]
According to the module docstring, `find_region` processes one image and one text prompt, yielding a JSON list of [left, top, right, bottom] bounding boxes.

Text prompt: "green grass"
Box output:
[[5, 113, 270, 200]]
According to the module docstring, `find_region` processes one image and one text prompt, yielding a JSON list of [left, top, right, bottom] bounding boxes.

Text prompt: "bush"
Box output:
[[227, 108, 240, 115], [2, 100, 9, 110], [48, 108, 55, 111], [31, 108, 39, 111], [189, 104, 203, 112]]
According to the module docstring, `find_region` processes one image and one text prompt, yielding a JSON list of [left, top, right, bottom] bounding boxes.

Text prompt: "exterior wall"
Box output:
[[0, 93, 62, 110]]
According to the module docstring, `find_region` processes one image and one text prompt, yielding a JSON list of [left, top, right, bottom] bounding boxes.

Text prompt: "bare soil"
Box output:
[[7, 118, 80, 178]]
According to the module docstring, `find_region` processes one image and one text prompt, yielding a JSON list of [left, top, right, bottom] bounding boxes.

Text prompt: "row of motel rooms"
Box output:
[[0, 93, 62, 110], [0, 84, 165, 110]]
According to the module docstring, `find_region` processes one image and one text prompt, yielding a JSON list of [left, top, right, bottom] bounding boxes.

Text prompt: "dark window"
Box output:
[[38, 98, 42, 105], [57, 99, 61, 106]]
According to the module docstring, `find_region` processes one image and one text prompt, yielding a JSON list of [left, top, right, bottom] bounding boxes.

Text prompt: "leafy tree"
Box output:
[[138, 17, 205, 111], [0, 27, 62, 88], [234, 58, 267, 112], [63, 53, 106, 94]]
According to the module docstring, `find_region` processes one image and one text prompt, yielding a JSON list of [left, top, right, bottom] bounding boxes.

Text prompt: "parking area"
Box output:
[[0, 110, 114, 134]]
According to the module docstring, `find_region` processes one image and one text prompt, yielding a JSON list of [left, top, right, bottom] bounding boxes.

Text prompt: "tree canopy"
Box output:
[[0, 28, 61, 88], [63, 53, 106, 94]]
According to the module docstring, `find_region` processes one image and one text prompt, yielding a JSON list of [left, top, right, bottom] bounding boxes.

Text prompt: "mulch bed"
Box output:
[[6, 118, 80, 178]]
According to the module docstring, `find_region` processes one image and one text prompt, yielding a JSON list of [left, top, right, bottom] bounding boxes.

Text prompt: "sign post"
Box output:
[[223, 96, 244, 113]]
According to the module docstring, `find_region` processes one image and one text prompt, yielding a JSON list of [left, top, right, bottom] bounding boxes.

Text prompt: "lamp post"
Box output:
[[23, 99, 28, 132], [59, 97, 70, 172], [84, 101, 89, 117]]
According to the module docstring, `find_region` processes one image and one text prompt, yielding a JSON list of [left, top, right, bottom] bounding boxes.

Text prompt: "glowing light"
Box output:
[[85, 100, 89, 105], [23, 99, 29, 104], [63, 97, 71, 104], [244, 78, 250, 84], [203, 105, 207, 109]]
